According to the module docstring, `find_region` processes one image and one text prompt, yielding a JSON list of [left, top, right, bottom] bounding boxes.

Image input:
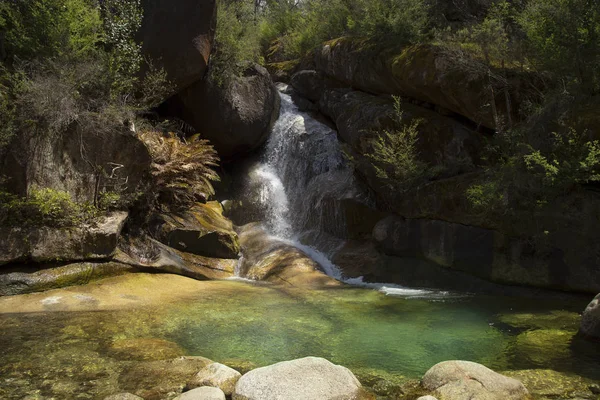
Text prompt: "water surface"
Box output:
[[0, 278, 597, 399]]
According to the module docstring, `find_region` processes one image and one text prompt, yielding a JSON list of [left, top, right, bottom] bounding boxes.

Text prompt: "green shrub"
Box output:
[[0, 188, 98, 227], [519, 0, 600, 92], [210, 0, 262, 85], [367, 96, 431, 191]]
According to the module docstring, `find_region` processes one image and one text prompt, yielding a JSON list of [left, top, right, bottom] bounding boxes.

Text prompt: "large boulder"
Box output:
[[312, 38, 544, 130], [139, 0, 216, 92], [422, 360, 529, 400], [318, 88, 482, 175], [237, 223, 341, 287], [151, 202, 240, 259], [187, 363, 241, 395], [232, 357, 366, 400], [580, 293, 600, 340], [0, 212, 128, 266], [1, 129, 152, 203], [173, 65, 280, 160]]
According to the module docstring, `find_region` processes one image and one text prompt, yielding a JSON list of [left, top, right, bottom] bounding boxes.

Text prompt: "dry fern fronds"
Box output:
[[139, 131, 220, 210]]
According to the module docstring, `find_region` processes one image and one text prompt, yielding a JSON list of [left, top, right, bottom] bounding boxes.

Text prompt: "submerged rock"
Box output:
[[0, 212, 128, 266], [237, 223, 341, 287], [580, 293, 600, 340], [176, 387, 226, 400], [422, 360, 529, 400], [104, 394, 144, 400], [504, 369, 597, 399], [151, 202, 240, 259], [232, 357, 366, 400], [514, 329, 573, 365], [187, 362, 241, 395], [106, 338, 185, 361], [119, 356, 213, 400]]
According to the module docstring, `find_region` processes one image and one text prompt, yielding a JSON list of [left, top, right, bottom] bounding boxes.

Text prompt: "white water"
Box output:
[[245, 90, 369, 280], [246, 89, 451, 297]]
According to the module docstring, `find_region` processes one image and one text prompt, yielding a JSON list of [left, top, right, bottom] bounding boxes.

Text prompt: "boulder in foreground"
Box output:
[[422, 360, 529, 400], [175, 386, 226, 400], [580, 293, 600, 340], [187, 362, 241, 395], [232, 356, 366, 400]]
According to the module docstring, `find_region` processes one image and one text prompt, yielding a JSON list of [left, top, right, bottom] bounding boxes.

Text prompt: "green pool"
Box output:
[[0, 278, 598, 399]]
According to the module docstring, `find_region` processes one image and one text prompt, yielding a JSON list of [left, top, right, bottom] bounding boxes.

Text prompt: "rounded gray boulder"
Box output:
[[580, 293, 600, 339], [422, 360, 529, 400], [232, 357, 364, 400]]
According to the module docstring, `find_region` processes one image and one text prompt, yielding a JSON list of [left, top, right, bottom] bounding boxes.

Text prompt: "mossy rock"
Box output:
[[106, 338, 185, 361], [152, 202, 241, 259], [497, 311, 581, 332], [504, 369, 597, 399], [514, 329, 574, 365], [118, 356, 213, 400]]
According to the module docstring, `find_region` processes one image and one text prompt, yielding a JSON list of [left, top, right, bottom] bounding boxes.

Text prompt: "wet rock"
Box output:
[[514, 329, 573, 364], [119, 356, 213, 400], [187, 362, 241, 395], [139, 0, 216, 92], [151, 202, 240, 259], [580, 293, 600, 340], [0, 261, 135, 296], [237, 223, 341, 287], [504, 369, 597, 399], [290, 70, 343, 103], [106, 338, 185, 361], [0, 212, 128, 266], [232, 357, 366, 400], [176, 386, 226, 400], [104, 394, 144, 400], [116, 235, 236, 281], [498, 310, 580, 331], [173, 65, 280, 160], [422, 360, 529, 400]]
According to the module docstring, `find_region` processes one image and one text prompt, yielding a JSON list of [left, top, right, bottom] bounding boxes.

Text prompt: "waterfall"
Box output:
[[243, 88, 370, 279]]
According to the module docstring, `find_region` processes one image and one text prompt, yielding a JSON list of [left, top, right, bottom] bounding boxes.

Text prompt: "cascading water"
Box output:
[[247, 87, 370, 280]]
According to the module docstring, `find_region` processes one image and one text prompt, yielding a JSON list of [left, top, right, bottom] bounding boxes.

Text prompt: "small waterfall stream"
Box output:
[[246, 88, 369, 280]]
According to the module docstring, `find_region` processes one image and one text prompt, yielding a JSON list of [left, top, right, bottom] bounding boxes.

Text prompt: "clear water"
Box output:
[[1, 279, 598, 399]]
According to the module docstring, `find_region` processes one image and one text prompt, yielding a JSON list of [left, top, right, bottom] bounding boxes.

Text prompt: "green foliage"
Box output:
[[257, 0, 429, 59], [211, 0, 262, 85], [0, 188, 98, 227], [519, 0, 600, 92], [466, 182, 505, 214], [97, 191, 122, 211], [367, 96, 429, 191], [467, 126, 600, 215], [0, 0, 102, 61], [102, 0, 144, 100]]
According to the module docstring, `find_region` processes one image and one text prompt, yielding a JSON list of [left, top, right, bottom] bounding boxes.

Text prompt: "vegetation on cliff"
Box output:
[[0, 0, 220, 226], [216, 0, 600, 220]]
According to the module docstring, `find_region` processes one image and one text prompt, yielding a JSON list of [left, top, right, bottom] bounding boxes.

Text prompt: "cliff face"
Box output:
[[288, 38, 600, 293]]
